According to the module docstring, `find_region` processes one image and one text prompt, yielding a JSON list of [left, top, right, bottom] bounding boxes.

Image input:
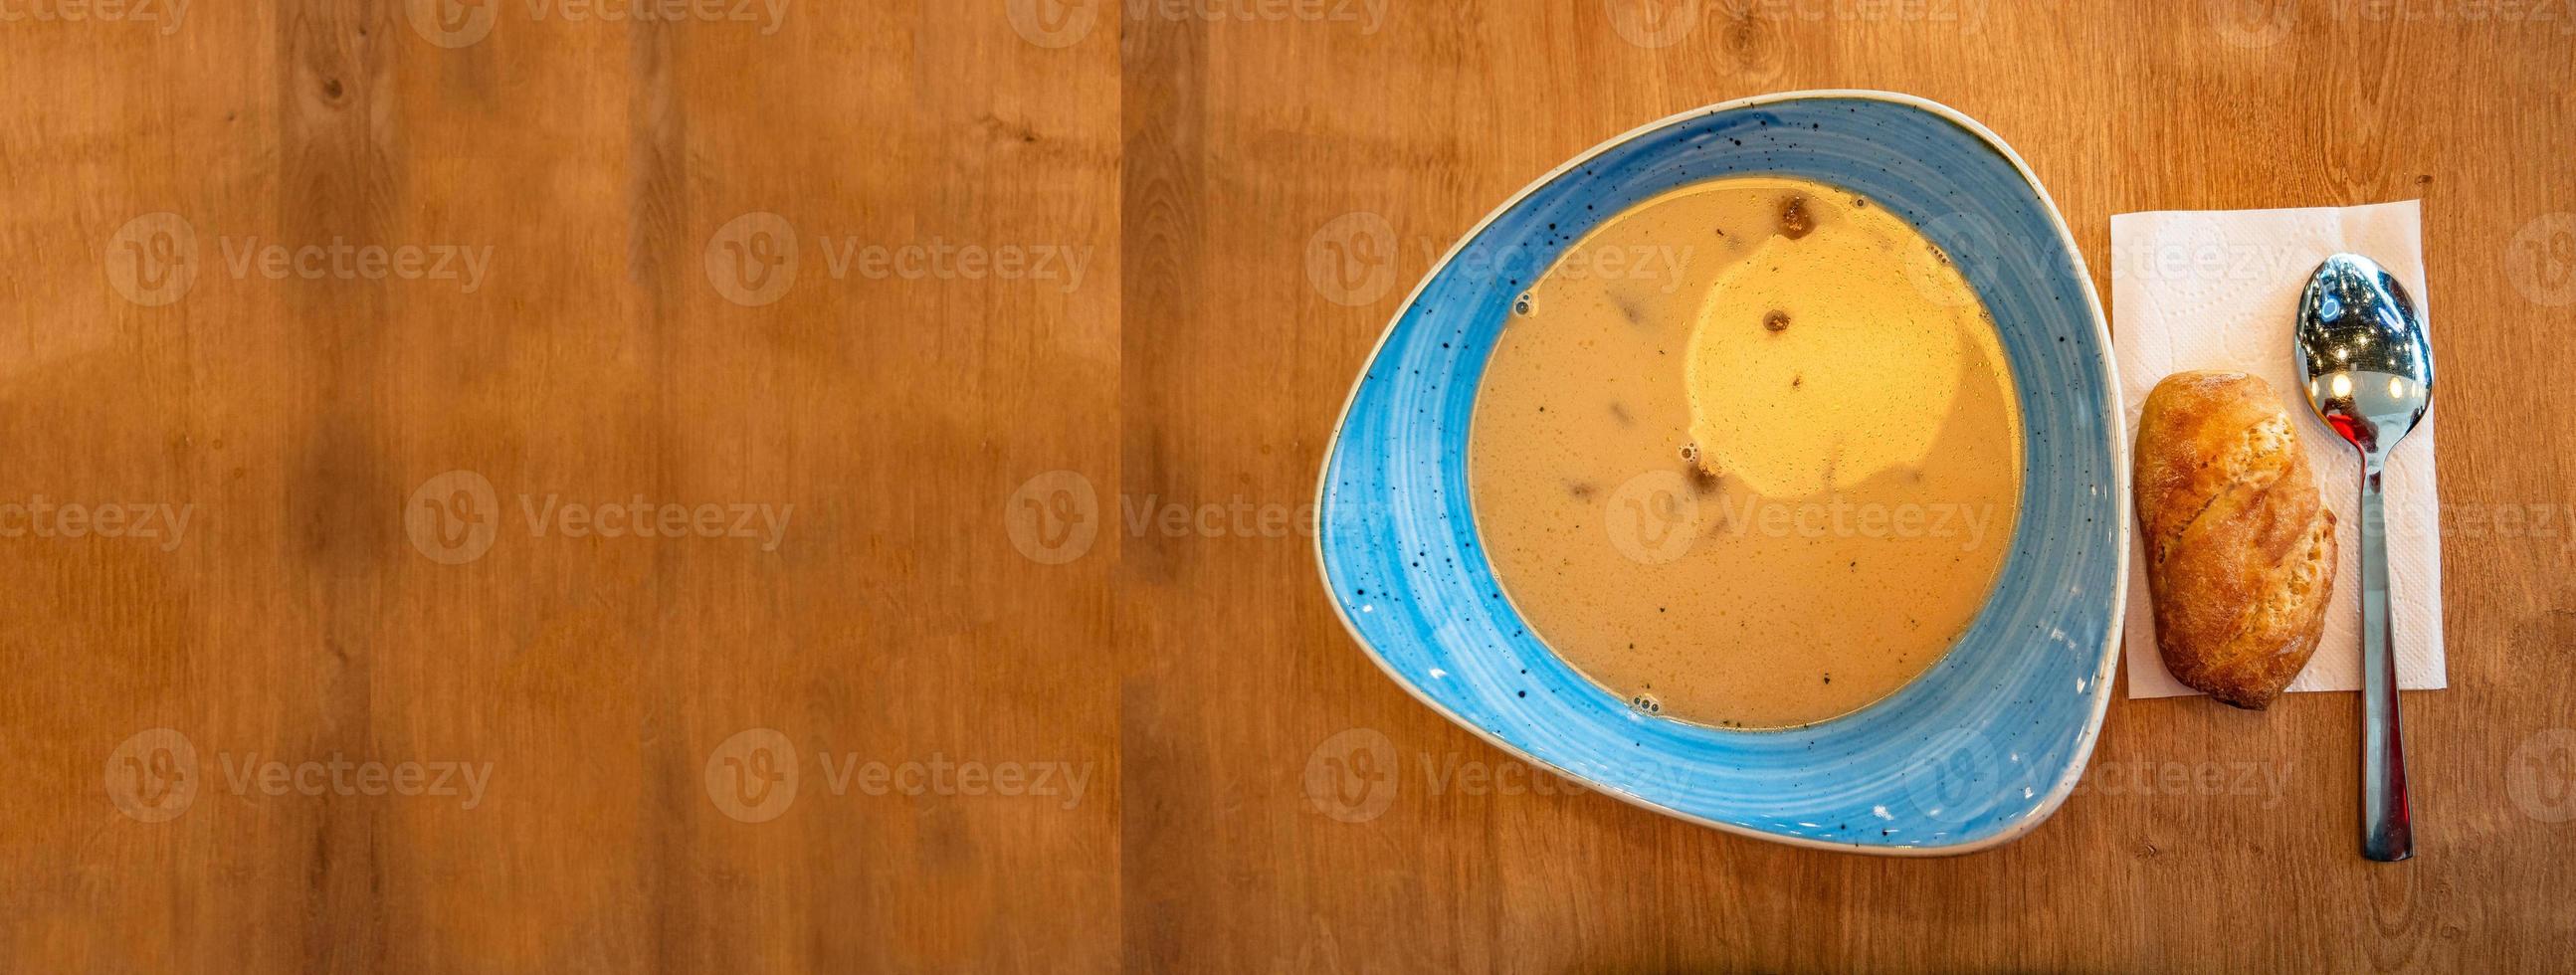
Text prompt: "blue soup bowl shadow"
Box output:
[[1312, 93, 2126, 854]]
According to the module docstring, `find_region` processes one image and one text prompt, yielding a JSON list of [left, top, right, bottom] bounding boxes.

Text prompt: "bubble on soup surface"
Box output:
[[1779, 195, 1814, 240]]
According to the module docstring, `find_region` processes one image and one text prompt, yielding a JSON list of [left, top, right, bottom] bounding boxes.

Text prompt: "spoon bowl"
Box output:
[[2292, 252, 2434, 863], [2295, 254, 2435, 460]]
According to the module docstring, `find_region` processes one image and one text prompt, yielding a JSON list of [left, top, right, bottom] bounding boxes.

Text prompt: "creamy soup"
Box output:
[[1469, 176, 2024, 729]]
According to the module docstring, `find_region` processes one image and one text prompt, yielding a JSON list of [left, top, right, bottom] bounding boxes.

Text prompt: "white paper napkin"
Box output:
[[2110, 200, 2447, 699]]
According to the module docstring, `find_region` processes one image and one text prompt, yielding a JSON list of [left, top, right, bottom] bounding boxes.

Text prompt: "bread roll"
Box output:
[[2133, 371, 2338, 708]]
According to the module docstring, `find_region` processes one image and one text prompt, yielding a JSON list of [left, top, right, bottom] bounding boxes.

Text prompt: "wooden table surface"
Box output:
[[5, 2, 2572, 971]]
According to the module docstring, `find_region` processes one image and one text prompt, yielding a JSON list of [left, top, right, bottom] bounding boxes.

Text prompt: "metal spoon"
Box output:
[[2292, 253, 2433, 863]]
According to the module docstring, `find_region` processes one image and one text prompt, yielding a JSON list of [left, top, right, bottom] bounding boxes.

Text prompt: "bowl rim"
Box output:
[[1307, 90, 2128, 856]]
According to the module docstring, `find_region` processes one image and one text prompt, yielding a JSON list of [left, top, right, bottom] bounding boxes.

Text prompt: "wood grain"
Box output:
[[3, 1, 2571, 971]]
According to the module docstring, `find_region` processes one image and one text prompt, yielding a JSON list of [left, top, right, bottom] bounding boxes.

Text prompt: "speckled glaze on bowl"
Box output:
[[1312, 92, 2124, 855]]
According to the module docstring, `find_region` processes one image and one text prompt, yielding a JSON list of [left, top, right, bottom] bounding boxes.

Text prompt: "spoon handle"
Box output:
[[2358, 469, 2413, 862]]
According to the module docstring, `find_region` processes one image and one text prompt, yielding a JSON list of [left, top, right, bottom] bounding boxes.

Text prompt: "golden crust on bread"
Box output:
[[2134, 371, 2339, 709]]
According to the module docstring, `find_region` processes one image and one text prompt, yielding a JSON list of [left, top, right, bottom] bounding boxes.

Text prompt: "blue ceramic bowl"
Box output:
[[1313, 93, 2124, 854]]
